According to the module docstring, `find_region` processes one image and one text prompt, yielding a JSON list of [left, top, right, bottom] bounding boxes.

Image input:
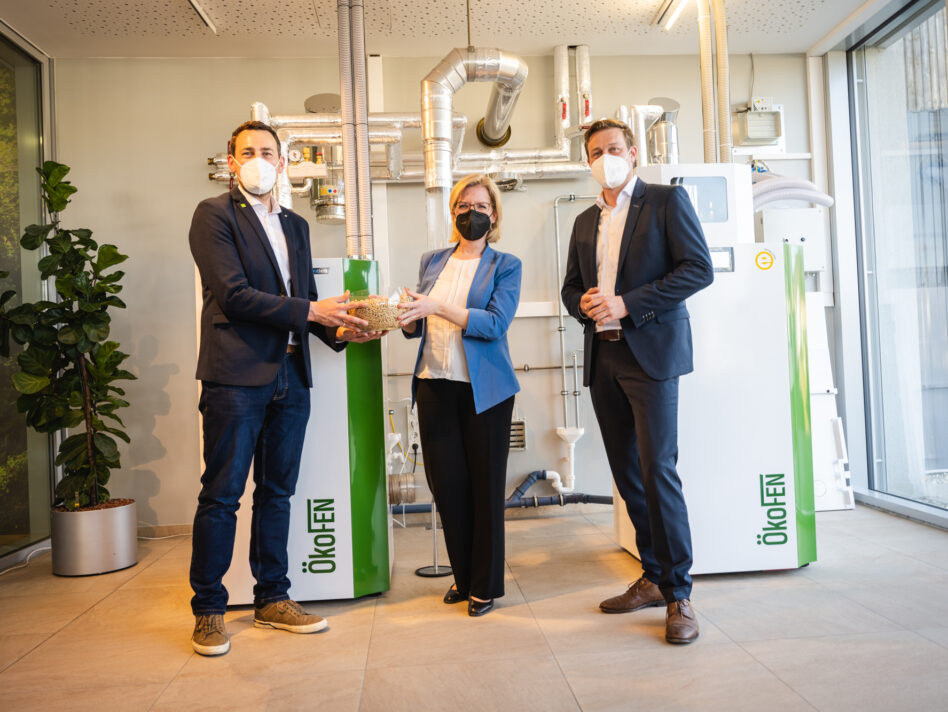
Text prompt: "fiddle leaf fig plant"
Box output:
[[7, 161, 135, 510]]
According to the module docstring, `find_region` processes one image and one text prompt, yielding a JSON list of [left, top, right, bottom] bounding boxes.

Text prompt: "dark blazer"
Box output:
[[561, 179, 713, 385], [189, 187, 342, 387], [404, 244, 521, 414]]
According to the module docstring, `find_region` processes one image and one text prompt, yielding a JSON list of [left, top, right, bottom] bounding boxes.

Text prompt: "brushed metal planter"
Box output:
[[50, 500, 138, 576]]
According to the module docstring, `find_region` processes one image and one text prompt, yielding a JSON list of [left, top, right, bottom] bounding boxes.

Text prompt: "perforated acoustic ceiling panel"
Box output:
[[0, 0, 868, 58]]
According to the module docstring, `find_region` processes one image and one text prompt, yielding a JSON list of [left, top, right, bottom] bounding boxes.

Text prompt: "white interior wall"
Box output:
[[53, 52, 810, 527]]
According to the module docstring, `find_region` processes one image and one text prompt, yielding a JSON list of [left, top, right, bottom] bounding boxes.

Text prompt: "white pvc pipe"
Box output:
[[754, 189, 834, 210], [753, 176, 824, 196]]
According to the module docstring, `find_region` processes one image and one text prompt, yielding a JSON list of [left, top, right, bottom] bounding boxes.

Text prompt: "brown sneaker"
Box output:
[[253, 599, 328, 634], [599, 576, 665, 613], [665, 599, 699, 644], [191, 614, 230, 656]]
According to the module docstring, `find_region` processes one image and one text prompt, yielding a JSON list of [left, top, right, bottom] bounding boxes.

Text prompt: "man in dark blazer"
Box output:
[[187, 120, 380, 656], [562, 119, 713, 644]]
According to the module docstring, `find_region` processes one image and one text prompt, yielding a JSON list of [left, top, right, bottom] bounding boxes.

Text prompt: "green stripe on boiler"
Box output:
[[783, 244, 817, 566]]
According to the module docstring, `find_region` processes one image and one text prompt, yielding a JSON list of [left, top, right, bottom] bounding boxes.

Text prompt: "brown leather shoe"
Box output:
[[665, 599, 699, 644], [599, 576, 665, 613]]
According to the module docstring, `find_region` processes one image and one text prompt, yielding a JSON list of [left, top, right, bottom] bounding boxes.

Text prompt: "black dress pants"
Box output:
[[589, 339, 693, 602], [415, 378, 514, 600]]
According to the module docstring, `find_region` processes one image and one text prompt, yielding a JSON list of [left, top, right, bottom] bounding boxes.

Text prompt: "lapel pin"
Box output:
[[240, 203, 247, 208]]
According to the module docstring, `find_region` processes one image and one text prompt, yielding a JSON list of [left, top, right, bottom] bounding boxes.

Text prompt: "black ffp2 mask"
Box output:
[[455, 210, 491, 241]]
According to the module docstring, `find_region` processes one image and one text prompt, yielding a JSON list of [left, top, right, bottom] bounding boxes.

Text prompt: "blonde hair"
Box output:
[[448, 174, 503, 243]]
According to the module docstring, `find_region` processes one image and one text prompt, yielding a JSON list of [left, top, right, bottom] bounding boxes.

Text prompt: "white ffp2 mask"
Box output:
[[590, 153, 631, 190], [235, 156, 278, 195]]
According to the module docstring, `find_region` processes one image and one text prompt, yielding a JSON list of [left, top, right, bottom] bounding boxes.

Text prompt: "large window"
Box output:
[[850, 1, 948, 511], [0, 31, 51, 558]]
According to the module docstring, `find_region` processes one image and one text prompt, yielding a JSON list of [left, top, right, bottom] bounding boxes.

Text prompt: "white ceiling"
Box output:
[[1, 0, 867, 58]]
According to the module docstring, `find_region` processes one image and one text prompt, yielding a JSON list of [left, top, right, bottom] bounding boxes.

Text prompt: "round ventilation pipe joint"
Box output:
[[476, 117, 512, 148]]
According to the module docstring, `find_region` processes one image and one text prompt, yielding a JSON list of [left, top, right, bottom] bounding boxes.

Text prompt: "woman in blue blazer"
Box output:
[[399, 174, 521, 616]]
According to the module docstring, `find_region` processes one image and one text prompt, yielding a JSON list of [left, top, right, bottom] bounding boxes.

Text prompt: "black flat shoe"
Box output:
[[468, 598, 494, 617], [443, 585, 466, 604]]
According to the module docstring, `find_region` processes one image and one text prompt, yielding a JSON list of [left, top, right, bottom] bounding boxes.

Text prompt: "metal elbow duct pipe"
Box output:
[[421, 47, 529, 249], [477, 51, 529, 146], [697, 0, 716, 163], [710, 0, 733, 162]]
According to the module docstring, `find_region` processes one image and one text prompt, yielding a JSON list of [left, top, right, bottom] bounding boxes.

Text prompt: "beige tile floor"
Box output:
[[2, 504, 948, 711]]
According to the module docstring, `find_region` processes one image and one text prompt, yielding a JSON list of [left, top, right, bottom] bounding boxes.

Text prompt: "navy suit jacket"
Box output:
[[189, 187, 342, 388], [404, 244, 521, 414], [561, 179, 714, 384]]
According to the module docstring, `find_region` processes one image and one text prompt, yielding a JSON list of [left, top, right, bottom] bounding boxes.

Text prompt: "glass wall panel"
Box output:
[[0, 33, 51, 557], [851, 1, 948, 510]]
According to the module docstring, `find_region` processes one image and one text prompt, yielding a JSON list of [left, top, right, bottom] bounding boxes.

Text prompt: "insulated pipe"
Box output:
[[629, 105, 664, 167], [697, 0, 717, 163], [349, 0, 374, 258], [290, 178, 314, 196], [250, 101, 271, 124], [337, 0, 360, 258], [554, 45, 570, 150], [276, 127, 402, 147], [421, 47, 529, 249], [391, 160, 588, 182], [575, 45, 593, 126], [269, 112, 432, 128], [506, 493, 613, 508], [710, 0, 733, 162]]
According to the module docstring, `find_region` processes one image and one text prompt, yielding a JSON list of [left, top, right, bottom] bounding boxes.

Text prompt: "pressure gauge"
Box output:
[[288, 148, 303, 163]]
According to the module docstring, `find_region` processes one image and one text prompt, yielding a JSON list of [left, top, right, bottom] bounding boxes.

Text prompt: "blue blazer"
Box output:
[[189, 187, 343, 388], [405, 244, 521, 414], [561, 179, 714, 384]]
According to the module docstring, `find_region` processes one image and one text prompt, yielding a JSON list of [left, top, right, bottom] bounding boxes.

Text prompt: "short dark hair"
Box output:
[[583, 118, 635, 158], [229, 120, 281, 156]]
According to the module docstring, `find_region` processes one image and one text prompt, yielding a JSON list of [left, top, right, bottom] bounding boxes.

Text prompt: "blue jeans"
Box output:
[[190, 352, 311, 615]]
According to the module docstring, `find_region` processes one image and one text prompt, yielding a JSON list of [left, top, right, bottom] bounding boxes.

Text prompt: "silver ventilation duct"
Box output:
[[628, 105, 664, 168], [422, 47, 529, 250], [337, 0, 374, 259], [647, 97, 680, 165]]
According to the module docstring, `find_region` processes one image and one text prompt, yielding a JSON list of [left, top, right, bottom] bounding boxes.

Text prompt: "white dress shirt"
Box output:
[[594, 175, 638, 332], [238, 185, 298, 345], [416, 256, 481, 382]]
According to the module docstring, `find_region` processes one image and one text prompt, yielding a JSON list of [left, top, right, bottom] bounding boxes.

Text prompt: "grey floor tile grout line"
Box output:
[[356, 589, 380, 711], [504, 557, 584, 711], [146, 646, 195, 711], [732, 640, 823, 712]]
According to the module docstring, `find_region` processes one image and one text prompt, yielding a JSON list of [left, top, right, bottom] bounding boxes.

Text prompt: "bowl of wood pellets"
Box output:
[[350, 293, 410, 331]]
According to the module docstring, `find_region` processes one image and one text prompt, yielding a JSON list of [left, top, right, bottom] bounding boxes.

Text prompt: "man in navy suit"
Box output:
[[187, 121, 381, 656], [562, 119, 713, 644]]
